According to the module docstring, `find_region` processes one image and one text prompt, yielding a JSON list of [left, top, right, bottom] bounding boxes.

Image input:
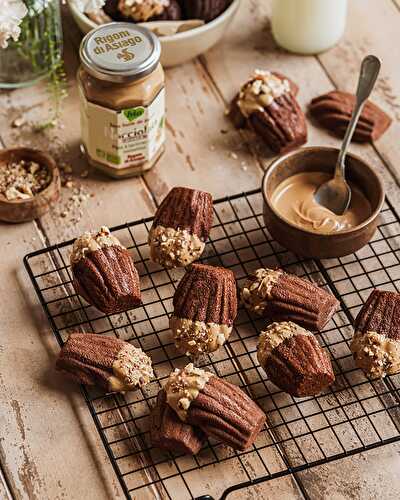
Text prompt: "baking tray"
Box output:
[[24, 188, 400, 499]]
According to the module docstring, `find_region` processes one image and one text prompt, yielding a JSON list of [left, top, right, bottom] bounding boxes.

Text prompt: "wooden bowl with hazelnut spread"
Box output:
[[262, 147, 385, 259], [0, 148, 61, 223]]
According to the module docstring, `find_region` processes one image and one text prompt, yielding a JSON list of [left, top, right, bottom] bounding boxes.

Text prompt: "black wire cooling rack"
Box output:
[[24, 188, 400, 500]]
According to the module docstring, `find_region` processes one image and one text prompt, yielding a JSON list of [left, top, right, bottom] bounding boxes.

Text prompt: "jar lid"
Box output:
[[79, 22, 161, 83]]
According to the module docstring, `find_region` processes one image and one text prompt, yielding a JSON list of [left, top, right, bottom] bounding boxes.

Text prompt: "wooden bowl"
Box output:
[[262, 147, 385, 259], [0, 148, 61, 223]]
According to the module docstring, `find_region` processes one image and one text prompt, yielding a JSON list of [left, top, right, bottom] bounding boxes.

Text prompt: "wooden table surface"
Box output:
[[1, 1, 400, 498]]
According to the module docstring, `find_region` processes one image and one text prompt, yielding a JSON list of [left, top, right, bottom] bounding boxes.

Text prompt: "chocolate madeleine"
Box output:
[[258, 322, 335, 397], [165, 364, 266, 450], [148, 187, 213, 268], [56, 333, 153, 392], [150, 389, 206, 455], [170, 263, 238, 355], [350, 289, 400, 378], [241, 268, 339, 331], [230, 70, 307, 154], [71, 226, 141, 314], [183, 0, 230, 22], [310, 90, 392, 143]]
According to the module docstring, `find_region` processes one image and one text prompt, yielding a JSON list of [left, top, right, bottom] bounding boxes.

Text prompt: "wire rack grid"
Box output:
[[24, 188, 400, 500]]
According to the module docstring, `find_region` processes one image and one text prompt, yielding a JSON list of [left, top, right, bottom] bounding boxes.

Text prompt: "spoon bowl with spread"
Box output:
[[262, 146, 385, 259], [314, 55, 381, 215]]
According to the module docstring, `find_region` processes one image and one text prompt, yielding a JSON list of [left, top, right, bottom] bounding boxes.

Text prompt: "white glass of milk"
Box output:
[[271, 0, 348, 55]]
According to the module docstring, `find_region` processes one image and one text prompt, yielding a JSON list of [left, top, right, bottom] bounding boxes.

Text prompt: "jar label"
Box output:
[[80, 87, 165, 170]]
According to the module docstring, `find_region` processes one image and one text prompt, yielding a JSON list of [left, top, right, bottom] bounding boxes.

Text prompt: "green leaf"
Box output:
[[123, 107, 145, 122]]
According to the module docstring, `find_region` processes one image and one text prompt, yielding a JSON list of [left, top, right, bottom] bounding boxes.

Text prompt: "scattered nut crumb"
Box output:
[[0, 159, 50, 201], [12, 116, 26, 128]]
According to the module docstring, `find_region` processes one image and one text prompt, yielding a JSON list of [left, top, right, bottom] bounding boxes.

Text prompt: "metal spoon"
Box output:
[[314, 55, 381, 215]]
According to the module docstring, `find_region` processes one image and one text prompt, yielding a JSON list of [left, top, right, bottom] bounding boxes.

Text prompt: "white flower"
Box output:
[[0, 0, 28, 49], [70, 0, 106, 13]]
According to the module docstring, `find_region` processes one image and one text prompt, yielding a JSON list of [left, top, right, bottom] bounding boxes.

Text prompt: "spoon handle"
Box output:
[[336, 55, 381, 177]]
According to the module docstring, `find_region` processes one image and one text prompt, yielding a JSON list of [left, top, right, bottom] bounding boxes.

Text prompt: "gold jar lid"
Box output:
[[79, 22, 161, 83]]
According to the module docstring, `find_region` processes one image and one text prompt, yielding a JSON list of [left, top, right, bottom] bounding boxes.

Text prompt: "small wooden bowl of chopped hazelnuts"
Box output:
[[0, 148, 61, 223]]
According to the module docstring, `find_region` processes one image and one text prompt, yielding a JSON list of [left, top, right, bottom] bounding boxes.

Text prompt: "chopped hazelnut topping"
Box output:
[[70, 226, 123, 264], [164, 363, 213, 421], [118, 0, 170, 22], [350, 330, 400, 378], [170, 317, 232, 356], [241, 268, 282, 315], [109, 343, 154, 392], [148, 225, 205, 268], [237, 70, 291, 118], [0, 159, 51, 201]]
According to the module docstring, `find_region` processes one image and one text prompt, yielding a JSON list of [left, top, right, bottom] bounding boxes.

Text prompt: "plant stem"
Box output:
[[19, 0, 68, 129]]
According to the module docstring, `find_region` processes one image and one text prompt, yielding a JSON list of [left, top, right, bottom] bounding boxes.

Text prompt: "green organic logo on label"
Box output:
[[123, 107, 145, 122], [106, 153, 121, 165], [97, 148, 120, 164]]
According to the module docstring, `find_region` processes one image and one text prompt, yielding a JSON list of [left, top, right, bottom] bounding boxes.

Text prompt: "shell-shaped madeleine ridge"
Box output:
[[310, 90, 392, 142], [258, 322, 335, 397], [152, 187, 213, 240], [150, 389, 206, 455], [56, 333, 153, 392], [230, 70, 307, 154], [241, 268, 339, 330], [173, 263, 238, 326], [72, 245, 141, 314], [250, 92, 307, 154], [354, 289, 400, 341], [351, 289, 400, 378], [187, 376, 266, 450], [266, 272, 339, 331]]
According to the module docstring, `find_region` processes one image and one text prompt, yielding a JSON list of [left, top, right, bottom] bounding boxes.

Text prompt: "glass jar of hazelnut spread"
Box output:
[[78, 23, 165, 178]]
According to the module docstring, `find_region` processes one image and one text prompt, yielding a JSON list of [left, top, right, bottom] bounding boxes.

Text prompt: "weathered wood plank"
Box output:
[[0, 9, 156, 499], [0, 14, 156, 243], [0, 8, 302, 500], [201, 0, 400, 198], [144, 59, 263, 203], [0, 220, 129, 499], [318, 0, 400, 183], [298, 442, 400, 499], [0, 468, 13, 500], [1, 1, 400, 498], [199, 0, 400, 496]]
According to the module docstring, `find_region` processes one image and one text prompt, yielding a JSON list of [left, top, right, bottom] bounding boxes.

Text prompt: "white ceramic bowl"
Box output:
[[68, 0, 240, 67]]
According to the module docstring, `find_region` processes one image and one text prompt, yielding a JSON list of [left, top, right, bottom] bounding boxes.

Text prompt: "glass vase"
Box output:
[[0, 0, 63, 88]]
